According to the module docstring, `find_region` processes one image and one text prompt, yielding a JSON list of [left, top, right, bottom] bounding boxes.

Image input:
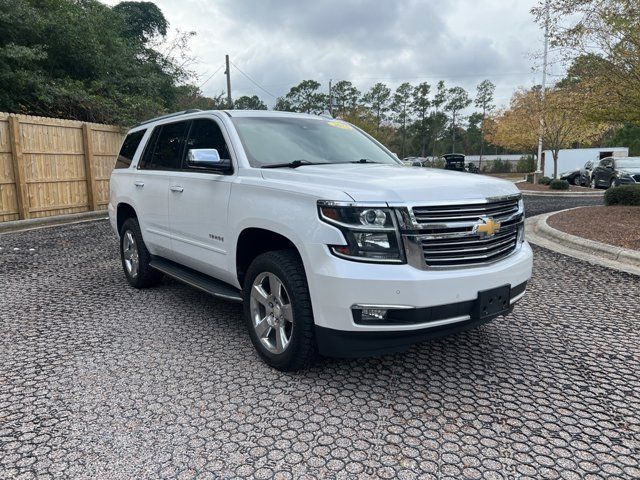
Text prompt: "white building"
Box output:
[[542, 147, 628, 177]]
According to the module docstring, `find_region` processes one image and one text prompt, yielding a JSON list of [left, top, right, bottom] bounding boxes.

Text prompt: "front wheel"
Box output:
[[243, 250, 316, 371], [573, 176, 581, 186]]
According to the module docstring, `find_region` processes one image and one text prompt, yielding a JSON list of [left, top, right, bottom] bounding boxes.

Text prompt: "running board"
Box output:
[[149, 257, 243, 303]]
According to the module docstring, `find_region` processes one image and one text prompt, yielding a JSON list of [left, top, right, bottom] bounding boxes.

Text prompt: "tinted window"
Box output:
[[184, 119, 232, 167], [115, 130, 146, 169], [140, 121, 188, 170]]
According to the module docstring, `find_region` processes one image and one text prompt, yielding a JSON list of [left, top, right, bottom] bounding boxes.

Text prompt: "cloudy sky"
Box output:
[[105, 0, 557, 110]]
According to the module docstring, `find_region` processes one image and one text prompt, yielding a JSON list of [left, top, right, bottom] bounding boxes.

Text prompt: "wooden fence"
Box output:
[[0, 113, 124, 222]]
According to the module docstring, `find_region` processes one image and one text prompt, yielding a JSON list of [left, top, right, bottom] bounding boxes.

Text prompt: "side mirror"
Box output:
[[186, 149, 232, 173]]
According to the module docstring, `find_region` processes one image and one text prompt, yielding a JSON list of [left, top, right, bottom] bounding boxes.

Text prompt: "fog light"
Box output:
[[361, 308, 388, 321]]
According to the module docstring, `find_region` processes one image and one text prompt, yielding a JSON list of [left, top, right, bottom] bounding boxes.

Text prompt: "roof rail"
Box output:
[[137, 109, 202, 126]]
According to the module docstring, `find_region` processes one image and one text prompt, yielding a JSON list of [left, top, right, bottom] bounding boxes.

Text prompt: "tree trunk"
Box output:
[[451, 112, 456, 153], [431, 111, 439, 160], [479, 108, 486, 170], [420, 115, 427, 157], [553, 150, 559, 178]]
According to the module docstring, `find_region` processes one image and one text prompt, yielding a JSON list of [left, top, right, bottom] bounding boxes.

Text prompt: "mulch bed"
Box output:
[[517, 183, 594, 192], [547, 206, 640, 251]]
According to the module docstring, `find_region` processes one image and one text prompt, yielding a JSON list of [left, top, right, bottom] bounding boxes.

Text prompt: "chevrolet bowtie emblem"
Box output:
[[474, 217, 501, 237]]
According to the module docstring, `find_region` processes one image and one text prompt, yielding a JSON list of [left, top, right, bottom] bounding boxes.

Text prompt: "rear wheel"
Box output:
[[573, 175, 581, 186], [119, 218, 163, 288], [243, 250, 316, 371]]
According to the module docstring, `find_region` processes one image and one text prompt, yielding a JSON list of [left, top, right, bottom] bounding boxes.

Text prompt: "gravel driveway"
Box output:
[[1, 195, 638, 479]]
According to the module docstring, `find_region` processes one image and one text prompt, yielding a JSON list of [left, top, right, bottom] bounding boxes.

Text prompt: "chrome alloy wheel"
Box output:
[[250, 272, 293, 354], [122, 230, 140, 278]]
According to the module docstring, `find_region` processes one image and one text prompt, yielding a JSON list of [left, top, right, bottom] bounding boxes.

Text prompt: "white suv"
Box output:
[[109, 109, 533, 371]]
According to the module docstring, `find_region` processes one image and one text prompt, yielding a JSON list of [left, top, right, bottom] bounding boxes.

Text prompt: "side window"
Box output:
[[183, 119, 232, 169], [140, 121, 189, 170], [115, 129, 146, 169], [138, 127, 161, 169]]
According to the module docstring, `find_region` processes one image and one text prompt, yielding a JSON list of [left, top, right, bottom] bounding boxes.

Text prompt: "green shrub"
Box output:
[[539, 176, 552, 185], [549, 179, 570, 190], [516, 155, 536, 173], [604, 185, 640, 206], [490, 158, 512, 173]]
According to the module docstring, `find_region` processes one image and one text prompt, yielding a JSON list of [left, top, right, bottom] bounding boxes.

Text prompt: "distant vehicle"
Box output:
[[443, 153, 465, 172], [402, 159, 423, 167], [559, 169, 581, 185], [578, 160, 595, 186], [591, 156, 640, 188]]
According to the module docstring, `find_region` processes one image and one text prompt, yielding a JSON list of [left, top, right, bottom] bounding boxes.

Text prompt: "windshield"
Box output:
[[231, 116, 400, 167], [617, 158, 640, 169]]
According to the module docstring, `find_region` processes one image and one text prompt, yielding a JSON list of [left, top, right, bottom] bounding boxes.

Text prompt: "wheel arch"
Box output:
[[236, 227, 303, 287], [116, 202, 138, 235]]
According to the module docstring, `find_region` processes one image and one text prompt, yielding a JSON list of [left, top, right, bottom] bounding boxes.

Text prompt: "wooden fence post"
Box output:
[[8, 116, 29, 220], [82, 123, 98, 211]]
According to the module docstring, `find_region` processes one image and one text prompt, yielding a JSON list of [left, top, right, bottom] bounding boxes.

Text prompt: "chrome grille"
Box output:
[[406, 196, 523, 268]]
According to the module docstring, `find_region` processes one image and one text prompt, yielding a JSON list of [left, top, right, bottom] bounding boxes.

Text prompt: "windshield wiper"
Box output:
[[351, 158, 380, 164], [261, 160, 329, 169]]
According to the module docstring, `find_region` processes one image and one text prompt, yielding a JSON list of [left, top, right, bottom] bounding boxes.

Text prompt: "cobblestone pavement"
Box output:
[[1, 196, 639, 479]]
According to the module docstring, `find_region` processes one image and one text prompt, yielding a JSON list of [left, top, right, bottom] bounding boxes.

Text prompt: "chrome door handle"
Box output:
[[170, 185, 184, 193], [134, 181, 144, 187]]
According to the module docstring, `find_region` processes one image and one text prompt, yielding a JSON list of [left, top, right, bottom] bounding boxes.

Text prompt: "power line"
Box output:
[[198, 64, 224, 88], [347, 71, 535, 81], [230, 61, 279, 99]]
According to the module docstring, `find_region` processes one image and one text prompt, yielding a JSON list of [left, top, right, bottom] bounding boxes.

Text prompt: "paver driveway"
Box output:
[[1, 195, 638, 479]]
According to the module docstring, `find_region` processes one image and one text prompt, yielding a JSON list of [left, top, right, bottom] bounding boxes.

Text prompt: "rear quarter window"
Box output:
[[115, 130, 146, 169]]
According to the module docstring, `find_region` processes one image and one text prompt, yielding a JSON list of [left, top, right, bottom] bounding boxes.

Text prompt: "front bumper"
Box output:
[[316, 281, 526, 357], [303, 241, 533, 352]]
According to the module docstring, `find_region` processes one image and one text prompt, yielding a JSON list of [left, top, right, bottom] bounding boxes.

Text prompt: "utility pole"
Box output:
[[535, 0, 549, 183], [328, 79, 333, 116], [224, 54, 232, 109]]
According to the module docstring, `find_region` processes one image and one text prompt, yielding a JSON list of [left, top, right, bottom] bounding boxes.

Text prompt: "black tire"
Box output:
[[573, 175, 581, 186], [119, 217, 163, 288], [243, 250, 316, 371]]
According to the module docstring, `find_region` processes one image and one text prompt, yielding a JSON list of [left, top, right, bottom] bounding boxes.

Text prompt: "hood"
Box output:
[[260, 164, 519, 203]]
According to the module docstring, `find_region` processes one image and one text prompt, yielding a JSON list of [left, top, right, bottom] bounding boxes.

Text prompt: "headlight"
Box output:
[[318, 202, 404, 263]]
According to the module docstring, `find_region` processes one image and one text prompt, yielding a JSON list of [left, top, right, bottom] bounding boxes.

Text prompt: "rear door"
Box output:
[[168, 117, 235, 283], [134, 121, 189, 258]]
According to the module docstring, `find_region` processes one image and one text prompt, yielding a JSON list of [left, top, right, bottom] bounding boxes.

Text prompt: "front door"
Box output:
[[168, 118, 235, 284], [594, 158, 613, 186]]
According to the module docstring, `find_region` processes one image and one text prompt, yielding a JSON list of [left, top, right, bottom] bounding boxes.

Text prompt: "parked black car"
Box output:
[[443, 153, 465, 172], [559, 168, 581, 185], [591, 156, 640, 188], [579, 160, 595, 186]]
